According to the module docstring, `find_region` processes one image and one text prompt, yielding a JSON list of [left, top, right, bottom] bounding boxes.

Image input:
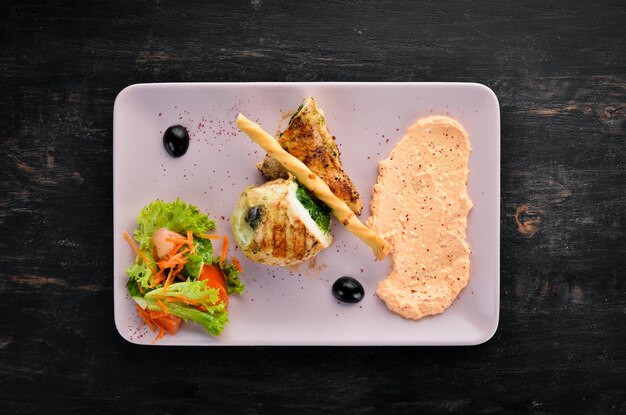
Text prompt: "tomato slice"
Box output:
[[153, 314, 182, 335], [199, 264, 228, 305]]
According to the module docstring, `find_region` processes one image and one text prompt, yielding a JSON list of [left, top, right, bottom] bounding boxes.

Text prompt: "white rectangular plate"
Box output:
[[113, 82, 500, 345]]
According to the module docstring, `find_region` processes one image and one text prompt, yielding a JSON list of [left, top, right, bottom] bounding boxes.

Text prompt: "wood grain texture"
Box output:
[[1, 0, 625, 414]]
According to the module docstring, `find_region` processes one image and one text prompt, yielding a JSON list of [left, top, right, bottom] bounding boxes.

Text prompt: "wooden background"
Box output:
[[2, 0, 625, 413]]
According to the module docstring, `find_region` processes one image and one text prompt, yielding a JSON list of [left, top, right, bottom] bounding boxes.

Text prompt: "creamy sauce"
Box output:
[[367, 116, 472, 320]]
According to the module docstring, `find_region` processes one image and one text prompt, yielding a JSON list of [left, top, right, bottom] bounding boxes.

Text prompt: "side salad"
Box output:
[[123, 199, 244, 342]]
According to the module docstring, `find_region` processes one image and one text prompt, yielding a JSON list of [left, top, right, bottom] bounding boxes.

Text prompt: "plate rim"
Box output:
[[113, 81, 500, 346]]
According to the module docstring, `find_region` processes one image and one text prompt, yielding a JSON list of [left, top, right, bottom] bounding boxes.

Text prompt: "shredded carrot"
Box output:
[[123, 231, 143, 260], [166, 235, 187, 243], [219, 235, 229, 267], [136, 305, 173, 343], [162, 268, 175, 292], [152, 327, 165, 344], [152, 230, 200, 293], [165, 231, 197, 256], [165, 265, 184, 292], [162, 247, 189, 263], [159, 293, 210, 306], [165, 240, 182, 248], [163, 296, 196, 305], [169, 242, 184, 257], [135, 304, 156, 331], [148, 270, 166, 288], [169, 295, 199, 305], [176, 263, 184, 275], [148, 310, 167, 320], [196, 234, 220, 240], [123, 231, 157, 275], [232, 257, 243, 272], [157, 300, 170, 314], [157, 248, 190, 270]]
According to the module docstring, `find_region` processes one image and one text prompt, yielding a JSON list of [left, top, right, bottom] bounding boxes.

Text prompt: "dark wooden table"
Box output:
[[2, 1, 625, 413]]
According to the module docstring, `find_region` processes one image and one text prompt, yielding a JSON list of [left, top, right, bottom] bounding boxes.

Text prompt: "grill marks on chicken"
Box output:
[[231, 178, 332, 266]]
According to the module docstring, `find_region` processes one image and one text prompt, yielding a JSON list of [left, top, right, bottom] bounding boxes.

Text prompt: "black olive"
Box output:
[[332, 276, 364, 304], [163, 125, 190, 157], [246, 206, 264, 229]]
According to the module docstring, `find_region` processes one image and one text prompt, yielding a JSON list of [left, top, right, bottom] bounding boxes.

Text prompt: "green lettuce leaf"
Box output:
[[182, 254, 204, 279], [134, 199, 216, 251], [218, 261, 245, 295], [126, 261, 155, 290], [181, 236, 214, 279], [126, 277, 147, 309], [158, 303, 228, 336], [144, 280, 228, 335], [194, 236, 214, 263]]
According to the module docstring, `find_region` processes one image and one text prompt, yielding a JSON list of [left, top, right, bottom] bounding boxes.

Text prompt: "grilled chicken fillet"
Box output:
[[258, 97, 363, 215], [231, 177, 333, 266]]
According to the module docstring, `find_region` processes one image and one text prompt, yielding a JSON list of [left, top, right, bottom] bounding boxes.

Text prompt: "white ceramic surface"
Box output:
[[113, 82, 500, 346]]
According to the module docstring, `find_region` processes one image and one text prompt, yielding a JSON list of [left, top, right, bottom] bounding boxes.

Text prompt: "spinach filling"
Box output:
[[295, 183, 331, 234]]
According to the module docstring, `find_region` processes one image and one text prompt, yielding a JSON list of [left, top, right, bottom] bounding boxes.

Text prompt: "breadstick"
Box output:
[[236, 113, 391, 260]]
